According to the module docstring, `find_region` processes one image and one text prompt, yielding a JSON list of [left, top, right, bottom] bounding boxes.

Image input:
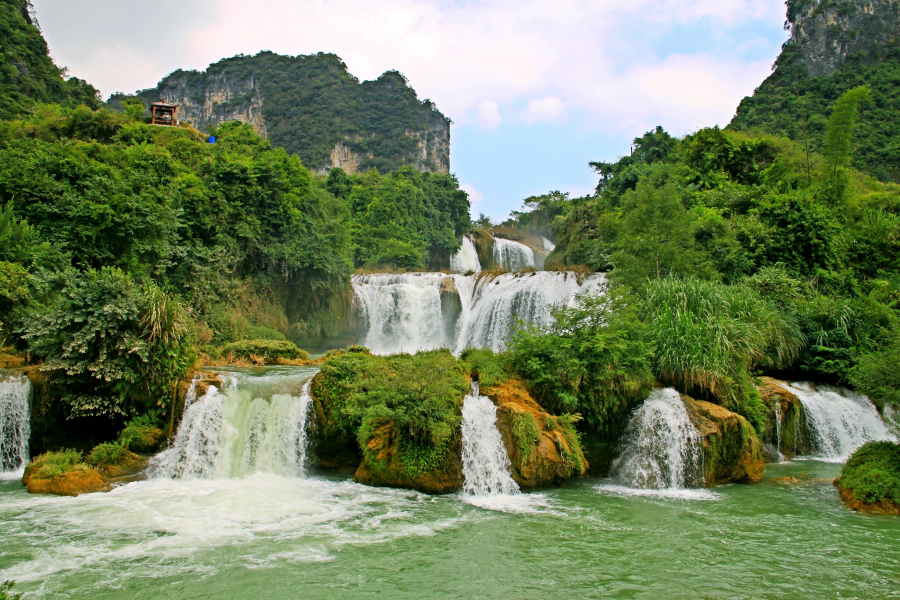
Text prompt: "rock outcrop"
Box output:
[[683, 397, 765, 484], [788, 0, 900, 77], [353, 423, 463, 495], [123, 52, 451, 176], [756, 377, 810, 459], [483, 378, 587, 487]]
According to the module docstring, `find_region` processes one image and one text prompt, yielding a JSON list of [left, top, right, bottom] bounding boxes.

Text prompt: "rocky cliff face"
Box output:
[[788, 0, 900, 76], [125, 52, 451, 175]]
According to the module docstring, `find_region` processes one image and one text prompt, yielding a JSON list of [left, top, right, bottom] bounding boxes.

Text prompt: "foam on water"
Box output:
[[607, 388, 705, 492], [493, 238, 534, 272], [0, 474, 463, 584], [785, 382, 895, 462], [0, 372, 30, 474], [450, 235, 481, 274], [594, 484, 719, 501]]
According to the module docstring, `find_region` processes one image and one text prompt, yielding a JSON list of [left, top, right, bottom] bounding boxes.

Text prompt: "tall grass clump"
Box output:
[[641, 277, 804, 429]]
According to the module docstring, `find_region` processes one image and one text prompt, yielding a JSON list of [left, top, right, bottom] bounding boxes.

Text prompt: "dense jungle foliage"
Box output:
[[509, 84, 900, 436], [838, 441, 900, 506], [730, 30, 900, 182], [123, 51, 449, 173], [0, 0, 101, 120]]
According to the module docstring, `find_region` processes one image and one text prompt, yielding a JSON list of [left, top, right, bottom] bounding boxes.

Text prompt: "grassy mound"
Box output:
[[219, 339, 310, 364], [836, 441, 900, 514], [22, 450, 106, 496]]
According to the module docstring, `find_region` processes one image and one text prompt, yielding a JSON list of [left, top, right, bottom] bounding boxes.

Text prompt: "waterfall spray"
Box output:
[[460, 382, 519, 497], [610, 389, 704, 490], [151, 374, 316, 479], [0, 373, 30, 474], [784, 383, 895, 461]]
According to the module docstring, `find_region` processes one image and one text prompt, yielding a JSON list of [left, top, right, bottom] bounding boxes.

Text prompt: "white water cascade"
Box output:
[[460, 382, 519, 497], [450, 235, 481, 274], [352, 271, 604, 355], [541, 236, 556, 253], [0, 373, 31, 475], [784, 382, 895, 462], [609, 389, 704, 491], [151, 370, 317, 479], [493, 238, 535, 272]]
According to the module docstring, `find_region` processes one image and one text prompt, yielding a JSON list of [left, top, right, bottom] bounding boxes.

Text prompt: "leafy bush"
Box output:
[[510, 285, 655, 435], [0, 580, 21, 600], [86, 442, 129, 468], [221, 339, 309, 361], [460, 348, 512, 388], [838, 441, 900, 505], [312, 349, 469, 477], [850, 338, 900, 411], [118, 415, 165, 453]]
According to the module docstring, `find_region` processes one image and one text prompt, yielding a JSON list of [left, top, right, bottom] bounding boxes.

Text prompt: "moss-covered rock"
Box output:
[[835, 441, 900, 515], [353, 422, 463, 494], [683, 396, 765, 484], [484, 378, 587, 487], [23, 445, 149, 496], [756, 377, 810, 459]]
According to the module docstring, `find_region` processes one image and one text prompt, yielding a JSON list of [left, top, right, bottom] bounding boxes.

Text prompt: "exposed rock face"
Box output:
[[756, 377, 811, 459], [683, 396, 765, 484], [126, 52, 451, 175], [484, 378, 587, 487], [22, 466, 107, 496], [788, 0, 900, 76]]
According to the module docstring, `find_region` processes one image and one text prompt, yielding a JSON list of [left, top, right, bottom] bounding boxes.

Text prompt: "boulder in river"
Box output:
[[756, 377, 810, 458], [834, 441, 900, 515], [682, 396, 765, 484], [484, 378, 587, 487]]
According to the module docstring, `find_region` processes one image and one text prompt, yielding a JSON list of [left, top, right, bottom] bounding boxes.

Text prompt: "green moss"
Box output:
[[510, 412, 541, 469], [460, 348, 513, 388], [85, 442, 129, 468], [838, 441, 900, 504], [556, 414, 585, 477]]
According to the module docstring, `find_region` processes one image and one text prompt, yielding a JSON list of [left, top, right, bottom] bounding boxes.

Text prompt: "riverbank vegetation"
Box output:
[[836, 441, 900, 513]]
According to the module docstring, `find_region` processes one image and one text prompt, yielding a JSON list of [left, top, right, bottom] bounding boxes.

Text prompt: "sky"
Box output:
[[31, 0, 790, 220]]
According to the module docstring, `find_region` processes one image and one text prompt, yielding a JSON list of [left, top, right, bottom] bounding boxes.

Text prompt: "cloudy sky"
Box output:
[[32, 0, 790, 220]]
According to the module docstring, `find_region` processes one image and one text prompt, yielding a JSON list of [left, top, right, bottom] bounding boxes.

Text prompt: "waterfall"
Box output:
[[609, 389, 704, 490], [151, 372, 316, 479], [450, 235, 481, 274], [460, 382, 519, 497], [541, 236, 556, 253], [352, 271, 604, 355], [0, 373, 30, 475], [493, 238, 534, 272], [774, 400, 784, 459], [784, 382, 895, 462]]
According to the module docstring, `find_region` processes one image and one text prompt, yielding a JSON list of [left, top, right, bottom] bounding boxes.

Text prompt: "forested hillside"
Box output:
[[115, 52, 451, 175], [0, 0, 101, 119], [730, 0, 900, 182]]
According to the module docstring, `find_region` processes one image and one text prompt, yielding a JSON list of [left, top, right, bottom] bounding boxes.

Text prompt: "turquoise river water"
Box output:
[[1, 460, 899, 599]]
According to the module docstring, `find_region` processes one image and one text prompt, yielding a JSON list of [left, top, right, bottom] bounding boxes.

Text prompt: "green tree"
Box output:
[[822, 86, 871, 178]]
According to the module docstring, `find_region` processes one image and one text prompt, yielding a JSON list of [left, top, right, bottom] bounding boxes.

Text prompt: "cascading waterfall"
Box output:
[[774, 401, 784, 459], [609, 389, 704, 490], [460, 382, 519, 497], [151, 371, 316, 479], [784, 382, 895, 461], [352, 271, 604, 355], [541, 236, 556, 253], [450, 235, 482, 274], [493, 238, 534, 272], [0, 373, 31, 474]]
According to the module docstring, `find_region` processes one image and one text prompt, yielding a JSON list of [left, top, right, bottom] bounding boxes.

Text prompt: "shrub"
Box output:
[[221, 339, 309, 361], [640, 277, 804, 430], [510, 284, 655, 436], [838, 441, 900, 505], [118, 415, 165, 453], [460, 348, 512, 388], [0, 580, 21, 600], [86, 442, 129, 468], [27, 449, 89, 479]]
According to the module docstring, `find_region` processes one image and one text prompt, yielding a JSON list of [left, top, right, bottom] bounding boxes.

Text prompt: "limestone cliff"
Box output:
[[787, 0, 900, 77], [119, 51, 450, 175]]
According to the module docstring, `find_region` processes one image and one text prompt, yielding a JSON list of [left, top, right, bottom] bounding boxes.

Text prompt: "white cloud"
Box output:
[[523, 97, 566, 124], [460, 184, 485, 213], [475, 100, 503, 131], [32, 0, 787, 140]]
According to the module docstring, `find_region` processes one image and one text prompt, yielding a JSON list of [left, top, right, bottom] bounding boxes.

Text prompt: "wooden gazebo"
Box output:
[[150, 101, 178, 126]]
